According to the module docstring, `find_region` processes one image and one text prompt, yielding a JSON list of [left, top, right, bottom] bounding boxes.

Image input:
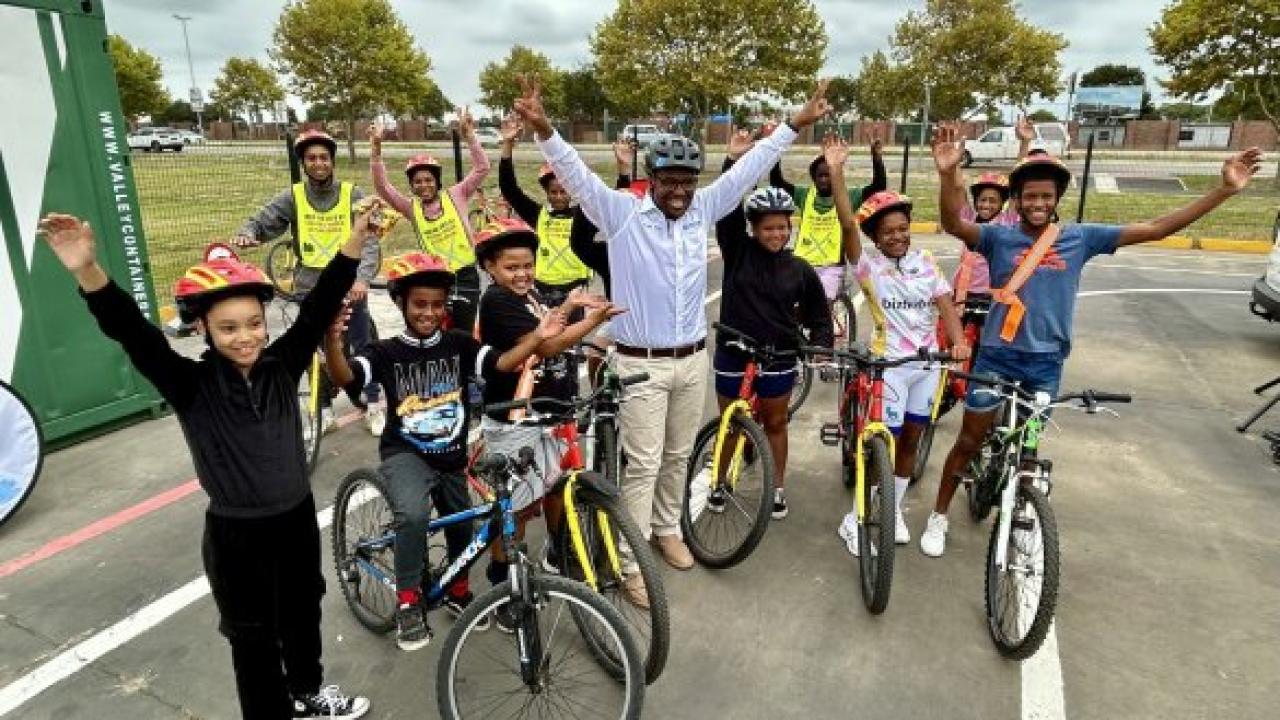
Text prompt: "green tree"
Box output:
[[159, 99, 195, 126], [1157, 101, 1213, 121], [851, 50, 916, 120], [479, 45, 563, 116], [415, 79, 451, 121], [825, 75, 860, 116], [1150, 0, 1280, 138], [1080, 64, 1154, 118], [271, 0, 434, 160], [1027, 109, 1058, 122], [858, 0, 1067, 120], [561, 64, 615, 121], [591, 0, 827, 124], [209, 57, 285, 137], [108, 34, 170, 120]]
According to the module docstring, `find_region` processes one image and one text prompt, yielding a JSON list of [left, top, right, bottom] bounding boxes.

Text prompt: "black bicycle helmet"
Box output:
[[1009, 155, 1072, 197], [645, 134, 703, 174], [744, 187, 796, 221]]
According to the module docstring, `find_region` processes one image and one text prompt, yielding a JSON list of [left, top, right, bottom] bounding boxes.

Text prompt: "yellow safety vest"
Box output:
[[793, 188, 843, 268], [412, 193, 474, 271], [535, 209, 589, 286], [294, 182, 353, 269]]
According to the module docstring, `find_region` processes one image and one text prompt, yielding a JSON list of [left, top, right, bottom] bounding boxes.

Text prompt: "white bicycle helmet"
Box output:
[[744, 186, 796, 221]]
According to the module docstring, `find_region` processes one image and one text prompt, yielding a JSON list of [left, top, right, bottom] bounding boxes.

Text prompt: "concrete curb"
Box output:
[[908, 221, 1272, 254]]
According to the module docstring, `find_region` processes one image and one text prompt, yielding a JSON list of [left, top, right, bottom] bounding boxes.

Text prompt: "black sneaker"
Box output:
[[444, 591, 491, 631], [395, 603, 432, 652], [292, 685, 370, 719], [772, 489, 789, 520]]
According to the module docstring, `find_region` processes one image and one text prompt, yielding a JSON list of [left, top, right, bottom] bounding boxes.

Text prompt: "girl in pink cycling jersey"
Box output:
[[823, 136, 969, 555]]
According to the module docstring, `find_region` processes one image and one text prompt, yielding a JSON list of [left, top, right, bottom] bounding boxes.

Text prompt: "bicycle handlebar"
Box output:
[[714, 322, 800, 362], [483, 373, 649, 419], [802, 344, 953, 368], [950, 369, 1131, 409]]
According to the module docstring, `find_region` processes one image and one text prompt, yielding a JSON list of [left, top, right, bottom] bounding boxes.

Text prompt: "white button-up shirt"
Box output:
[[537, 124, 799, 349]]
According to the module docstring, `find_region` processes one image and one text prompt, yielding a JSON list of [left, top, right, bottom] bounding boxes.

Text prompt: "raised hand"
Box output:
[[1221, 147, 1262, 193], [457, 106, 475, 140], [931, 122, 965, 175], [791, 79, 833, 129], [726, 127, 755, 159], [367, 122, 384, 154], [536, 307, 567, 339], [328, 300, 352, 342], [351, 197, 385, 240], [38, 213, 97, 272], [613, 135, 636, 173], [586, 302, 627, 323], [500, 113, 523, 145], [513, 75, 553, 139], [822, 133, 849, 168], [870, 134, 883, 157], [1015, 114, 1035, 144]]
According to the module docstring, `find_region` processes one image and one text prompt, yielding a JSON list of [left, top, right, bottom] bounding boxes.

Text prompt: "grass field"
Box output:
[[131, 145, 1276, 302]]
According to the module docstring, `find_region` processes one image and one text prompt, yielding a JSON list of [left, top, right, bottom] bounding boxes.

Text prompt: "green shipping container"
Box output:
[[0, 0, 164, 445]]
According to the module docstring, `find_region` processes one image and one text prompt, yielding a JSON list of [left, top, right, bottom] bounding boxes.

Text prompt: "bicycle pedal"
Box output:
[[819, 423, 843, 446]]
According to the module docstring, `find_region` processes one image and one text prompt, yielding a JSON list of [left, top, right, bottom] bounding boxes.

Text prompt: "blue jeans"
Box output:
[[964, 346, 1063, 413]]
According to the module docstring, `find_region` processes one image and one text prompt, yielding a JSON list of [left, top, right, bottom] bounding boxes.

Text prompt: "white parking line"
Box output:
[[1023, 623, 1066, 720]]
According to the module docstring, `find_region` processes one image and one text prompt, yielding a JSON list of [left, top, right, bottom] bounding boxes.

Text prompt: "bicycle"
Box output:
[[331, 449, 644, 719], [482, 381, 670, 684], [812, 343, 952, 614], [952, 370, 1130, 659], [682, 323, 790, 569], [910, 294, 993, 486], [0, 379, 43, 528], [788, 283, 858, 418]]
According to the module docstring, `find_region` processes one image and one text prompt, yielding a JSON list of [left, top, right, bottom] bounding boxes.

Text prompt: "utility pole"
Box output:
[[173, 14, 203, 133], [921, 84, 931, 145]]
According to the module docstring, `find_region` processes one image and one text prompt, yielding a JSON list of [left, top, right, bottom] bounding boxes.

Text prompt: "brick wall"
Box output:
[[1230, 121, 1279, 150]]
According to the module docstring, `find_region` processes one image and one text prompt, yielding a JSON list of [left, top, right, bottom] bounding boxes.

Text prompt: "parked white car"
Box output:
[[620, 124, 664, 148], [1250, 211, 1280, 322], [177, 129, 205, 145], [127, 127, 184, 152], [962, 122, 1071, 165], [474, 127, 502, 147]]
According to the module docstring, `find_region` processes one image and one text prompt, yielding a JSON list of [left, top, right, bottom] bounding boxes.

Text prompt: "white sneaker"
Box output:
[[321, 408, 338, 435], [920, 512, 949, 557], [365, 403, 386, 437], [837, 513, 859, 556], [895, 512, 911, 545]]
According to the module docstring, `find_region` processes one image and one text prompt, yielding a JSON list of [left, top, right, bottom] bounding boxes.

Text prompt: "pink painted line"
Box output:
[[0, 410, 364, 579]]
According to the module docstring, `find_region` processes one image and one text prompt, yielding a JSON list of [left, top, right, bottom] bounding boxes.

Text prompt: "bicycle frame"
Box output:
[[709, 358, 759, 493], [841, 367, 897, 520], [986, 392, 1049, 574]]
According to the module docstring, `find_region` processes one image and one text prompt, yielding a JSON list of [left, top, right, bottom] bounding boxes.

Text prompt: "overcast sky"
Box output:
[[104, 0, 1181, 117]]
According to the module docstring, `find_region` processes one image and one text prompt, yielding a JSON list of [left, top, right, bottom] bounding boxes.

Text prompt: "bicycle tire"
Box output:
[[299, 364, 325, 476], [436, 575, 644, 720], [910, 420, 937, 487], [331, 468, 398, 634], [593, 416, 622, 488], [787, 362, 813, 420], [858, 434, 897, 614], [834, 292, 858, 350], [985, 483, 1059, 659], [560, 478, 670, 684], [680, 414, 776, 569], [0, 380, 44, 528], [265, 240, 301, 301]]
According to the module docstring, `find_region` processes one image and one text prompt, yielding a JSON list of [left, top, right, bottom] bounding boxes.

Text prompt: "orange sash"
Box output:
[[991, 224, 1060, 343], [954, 251, 977, 304]]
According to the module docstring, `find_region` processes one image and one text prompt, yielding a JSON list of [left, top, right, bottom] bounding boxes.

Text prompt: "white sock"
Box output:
[[894, 476, 909, 514]]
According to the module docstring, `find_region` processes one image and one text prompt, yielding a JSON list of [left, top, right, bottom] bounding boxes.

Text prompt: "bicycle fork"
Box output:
[[561, 473, 622, 591]]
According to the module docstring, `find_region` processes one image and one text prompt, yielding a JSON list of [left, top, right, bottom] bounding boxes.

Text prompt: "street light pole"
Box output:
[[172, 14, 202, 133]]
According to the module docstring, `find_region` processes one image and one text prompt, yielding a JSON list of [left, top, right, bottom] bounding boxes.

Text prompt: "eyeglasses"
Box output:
[[653, 175, 699, 191]]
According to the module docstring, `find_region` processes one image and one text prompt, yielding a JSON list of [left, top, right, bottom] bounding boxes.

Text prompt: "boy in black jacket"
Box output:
[[39, 205, 380, 720]]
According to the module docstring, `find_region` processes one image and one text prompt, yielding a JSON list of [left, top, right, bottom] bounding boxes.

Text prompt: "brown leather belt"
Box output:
[[615, 339, 706, 359]]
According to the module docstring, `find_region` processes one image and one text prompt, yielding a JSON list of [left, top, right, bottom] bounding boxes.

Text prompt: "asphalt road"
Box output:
[[1, 239, 1278, 719]]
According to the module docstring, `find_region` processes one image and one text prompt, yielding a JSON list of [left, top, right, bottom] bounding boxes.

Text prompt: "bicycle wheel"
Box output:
[[437, 575, 644, 720], [560, 478, 670, 684], [0, 380, 43, 528], [985, 483, 1059, 659], [787, 361, 813, 420], [265, 240, 300, 301], [833, 292, 857, 350], [910, 420, 937, 487], [592, 416, 622, 488], [298, 362, 324, 476], [858, 435, 896, 614], [331, 469, 398, 634], [681, 414, 776, 569]]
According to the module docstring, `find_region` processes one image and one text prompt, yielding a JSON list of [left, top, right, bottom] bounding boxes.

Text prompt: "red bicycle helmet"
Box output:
[[386, 251, 454, 301], [1009, 154, 1071, 197], [174, 258, 274, 322], [404, 153, 442, 181], [473, 217, 540, 264], [969, 172, 1010, 201], [855, 191, 914, 236], [293, 129, 336, 159]]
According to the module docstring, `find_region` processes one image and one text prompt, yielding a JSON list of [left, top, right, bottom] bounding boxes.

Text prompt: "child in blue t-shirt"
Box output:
[[918, 124, 1263, 558]]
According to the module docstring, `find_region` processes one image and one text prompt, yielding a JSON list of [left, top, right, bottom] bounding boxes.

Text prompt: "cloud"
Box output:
[[102, 0, 1180, 116]]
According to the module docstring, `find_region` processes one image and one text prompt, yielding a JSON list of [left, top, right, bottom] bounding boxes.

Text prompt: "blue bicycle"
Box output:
[[332, 448, 644, 720]]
